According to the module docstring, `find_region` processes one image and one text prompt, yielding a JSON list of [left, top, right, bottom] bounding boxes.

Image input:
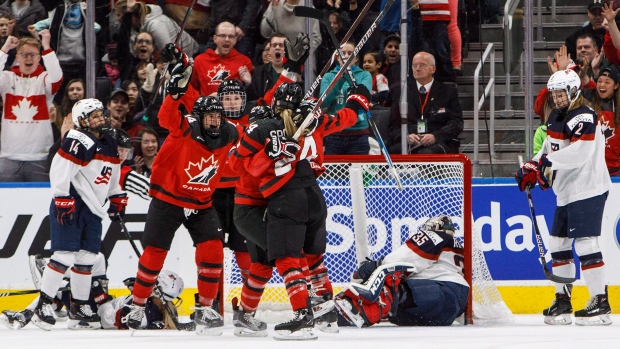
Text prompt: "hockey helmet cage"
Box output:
[[546, 69, 581, 111], [248, 105, 274, 123], [156, 270, 184, 301], [422, 215, 456, 235], [112, 128, 133, 149], [193, 96, 224, 138], [72, 98, 108, 133], [217, 79, 246, 119], [272, 82, 303, 111]]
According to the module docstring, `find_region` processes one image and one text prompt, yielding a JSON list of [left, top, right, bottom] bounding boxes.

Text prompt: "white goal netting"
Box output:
[[223, 155, 513, 324]]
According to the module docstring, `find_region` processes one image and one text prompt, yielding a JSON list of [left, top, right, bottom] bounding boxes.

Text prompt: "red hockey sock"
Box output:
[[299, 254, 311, 283], [133, 246, 168, 305], [195, 239, 223, 306], [234, 251, 251, 284], [276, 256, 309, 311], [240, 261, 273, 312], [306, 253, 333, 297]]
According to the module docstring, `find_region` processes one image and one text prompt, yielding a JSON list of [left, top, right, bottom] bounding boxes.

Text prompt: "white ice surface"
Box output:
[[2, 315, 620, 349]]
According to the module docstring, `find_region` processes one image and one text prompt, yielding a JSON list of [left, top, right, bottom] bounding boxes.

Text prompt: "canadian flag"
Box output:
[[3, 94, 49, 121]]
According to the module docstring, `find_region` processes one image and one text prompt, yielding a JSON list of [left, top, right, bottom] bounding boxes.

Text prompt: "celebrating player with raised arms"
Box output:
[[32, 99, 127, 331], [122, 56, 239, 336], [516, 69, 612, 326]]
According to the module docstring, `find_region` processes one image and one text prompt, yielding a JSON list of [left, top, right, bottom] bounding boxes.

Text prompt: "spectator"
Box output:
[[362, 51, 388, 106], [191, 21, 253, 97], [320, 40, 372, 155], [574, 33, 607, 79], [133, 127, 158, 178], [104, 43, 120, 88], [388, 51, 463, 154], [247, 33, 287, 101], [0, 0, 46, 39], [121, 78, 140, 117], [0, 31, 63, 182], [565, 0, 605, 61], [126, 0, 198, 57], [260, 0, 321, 55], [107, 88, 144, 139], [117, 2, 155, 83], [381, 34, 401, 92], [32, 0, 102, 104], [53, 78, 84, 138], [253, 40, 271, 68], [205, 0, 262, 59], [0, 13, 16, 69], [413, 0, 455, 83], [315, 11, 346, 72], [448, 0, 462, 75]]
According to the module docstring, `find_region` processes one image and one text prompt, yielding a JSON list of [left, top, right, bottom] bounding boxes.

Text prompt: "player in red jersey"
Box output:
[[123, 57, 239, 336]]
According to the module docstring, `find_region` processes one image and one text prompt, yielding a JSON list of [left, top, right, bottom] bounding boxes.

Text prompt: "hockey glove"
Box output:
[[160, 43, 184, 66], [108, 193, 128, 221], [265, 135, 300, 160], [515, 161, 538, 191], [353, 258, 382, 283], [167, 64, 193, 98], [142, 63, 157, 93], [345, 85, 371, 112], [53, 196, 75, 225], [537, 155, 553, 190], [283, 33, 310, 73]]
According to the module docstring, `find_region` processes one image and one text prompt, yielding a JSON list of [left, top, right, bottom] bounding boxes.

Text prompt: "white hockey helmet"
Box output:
[[72, 98, 106, 130], [546, 69, 581, 111], [156, 270, 184, 301], [422, 215, 456, 235]]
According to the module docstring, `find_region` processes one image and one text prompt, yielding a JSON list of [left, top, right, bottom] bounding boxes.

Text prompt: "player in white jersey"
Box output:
[[32, 99, 128, 331], [516, 69, 612, 326], [334, 216, 469, 327]]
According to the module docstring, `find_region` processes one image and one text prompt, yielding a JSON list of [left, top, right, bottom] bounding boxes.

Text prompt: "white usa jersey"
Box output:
[[50, 130, 123, 219]]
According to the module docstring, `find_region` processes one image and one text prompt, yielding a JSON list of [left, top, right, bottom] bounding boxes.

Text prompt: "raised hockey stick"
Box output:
[[525, 187, 578, 284], [117, 216, 196, 331], [294, 4, 404, 190], [346, 262, 416, 302]]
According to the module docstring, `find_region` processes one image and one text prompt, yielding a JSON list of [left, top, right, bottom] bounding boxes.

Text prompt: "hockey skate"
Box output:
[[575, 286, 612, 326], [232, 298, 267, 337], [311, 294, 339, 333], [68, 300, 101, 330], [334, 296, 365, 328], [32, 293, 57, 331], [193, 304, 224, 336], [122, 304, 145, 330], [543, 284, 573, 325], [29, 254, 46, 290], [273, 308, 316, 341], [0, 310, 33, 330]]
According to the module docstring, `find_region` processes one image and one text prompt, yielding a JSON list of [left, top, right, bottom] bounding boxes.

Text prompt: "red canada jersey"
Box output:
[[149, 90, 239, 209], [599, 111, 620, 176], [231, 107, 358, 197], [191, 48, 253, 97]]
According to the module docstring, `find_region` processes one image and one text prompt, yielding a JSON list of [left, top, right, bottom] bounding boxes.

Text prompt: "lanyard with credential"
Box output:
[[419, 88, 431, 115]]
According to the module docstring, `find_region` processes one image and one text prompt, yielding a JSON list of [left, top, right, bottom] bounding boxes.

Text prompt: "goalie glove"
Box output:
[[283, 33, 310, 74], [537, 155, 553, 190], [107, 193, 128, 221], [353, 258, 382, 283], [167, 64, 193, 98], [515, 160, 538, 192], [345, 85, 371, 112], [53, 196, 75, 225], [265, 135, 300, 160]]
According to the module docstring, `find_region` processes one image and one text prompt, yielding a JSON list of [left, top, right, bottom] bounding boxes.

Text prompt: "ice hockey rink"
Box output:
[[2, 315, 620, 349]]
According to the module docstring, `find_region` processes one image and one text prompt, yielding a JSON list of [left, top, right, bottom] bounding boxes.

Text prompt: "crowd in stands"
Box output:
[[0, 0, 514, 182]]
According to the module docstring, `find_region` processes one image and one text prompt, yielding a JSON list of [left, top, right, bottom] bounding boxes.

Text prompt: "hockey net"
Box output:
[[223, 154, 513, 324]]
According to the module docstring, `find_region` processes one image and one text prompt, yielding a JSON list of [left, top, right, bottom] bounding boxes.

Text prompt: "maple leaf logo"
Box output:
[[185, 155, 219, 185], [600, 120, 615, 144], [206, 64, 230, 82], [12, 98, 38, 121]]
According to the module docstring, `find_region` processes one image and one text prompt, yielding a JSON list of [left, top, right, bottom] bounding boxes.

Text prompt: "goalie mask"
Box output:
[[217, 79, 246, 119], [193, 96, 224, 138], [72, 98, 109, 135], [422, 215, 456, 235], [155, 270, 184, 301], [272, 82, 303, 112], [547, 69, 581, 112]]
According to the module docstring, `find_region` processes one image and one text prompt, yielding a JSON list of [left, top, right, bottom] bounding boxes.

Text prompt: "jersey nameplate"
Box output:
[[424, 230, 443, 246], [567, 113, 594, 130], [66, 130, 95, 150]]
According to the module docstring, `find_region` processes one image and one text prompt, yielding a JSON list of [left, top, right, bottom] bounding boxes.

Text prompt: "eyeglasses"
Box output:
[[270, 42, 285, 48], [412, 63, 430, 69], [135, 38, 153, 45], [215, 34, 237, 40], [18, 52, 40, 58]]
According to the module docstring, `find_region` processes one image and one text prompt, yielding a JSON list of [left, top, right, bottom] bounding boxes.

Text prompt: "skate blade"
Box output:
[[273, 328, 317, 341], [317, 321, 339, 333], [68, 319, 101, 330], [544, 314, 572, 325], [196, 324, 223, 336], [575, 314, 613, 326], [31, 316, 53, 331], [234, 327, 268, 337], [312, 300, 335, 318]]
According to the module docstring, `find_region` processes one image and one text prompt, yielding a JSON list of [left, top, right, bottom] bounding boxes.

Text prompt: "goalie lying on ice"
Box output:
[[334, 215, 470, 327]]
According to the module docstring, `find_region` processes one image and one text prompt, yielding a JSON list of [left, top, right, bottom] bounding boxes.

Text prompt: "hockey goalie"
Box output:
[[334, 215, 470, 327]]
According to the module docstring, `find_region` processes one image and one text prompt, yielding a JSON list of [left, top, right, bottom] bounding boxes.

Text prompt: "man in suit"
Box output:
[[387, 51, 463, 154]]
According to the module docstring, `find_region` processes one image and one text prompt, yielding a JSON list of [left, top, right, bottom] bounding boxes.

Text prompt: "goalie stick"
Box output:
[[525, 187, 578, 284], [117, 216, 196, 331], [294, 5, 403, 190], [346, 262, 416, 302], [0, 287, 70, 298]]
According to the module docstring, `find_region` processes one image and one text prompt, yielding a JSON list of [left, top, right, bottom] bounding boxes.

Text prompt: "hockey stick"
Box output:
[[0, 285, 71, 298], [346, 262, 416, 302], [525, 187, 578, 284], [294, 5, 404, 190], [117, 216, 196, 331]]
